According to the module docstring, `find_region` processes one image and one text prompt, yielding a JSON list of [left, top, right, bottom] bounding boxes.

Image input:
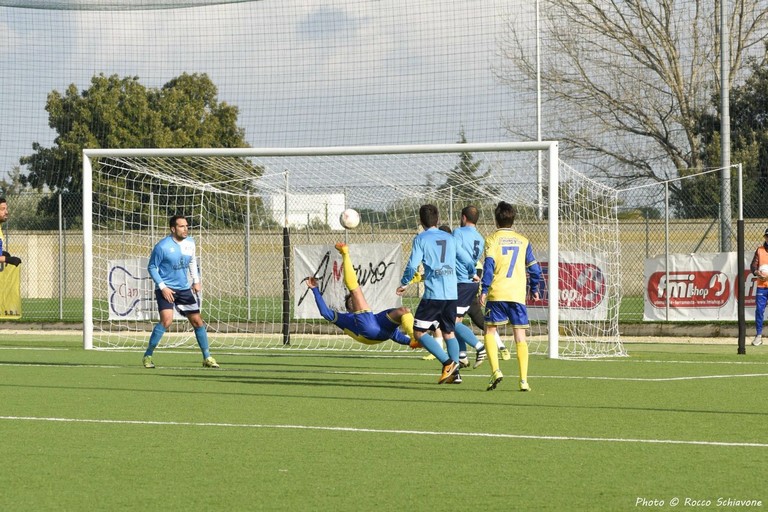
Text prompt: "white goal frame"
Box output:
[[83, 142, 561, 357]]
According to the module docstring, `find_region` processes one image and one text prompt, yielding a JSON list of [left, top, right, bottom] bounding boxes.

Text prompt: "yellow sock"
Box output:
[[400, 312, 415, 342], [484, 332, 500, 374], [516, 340, 529, 381], [339, 248, 359, 291]]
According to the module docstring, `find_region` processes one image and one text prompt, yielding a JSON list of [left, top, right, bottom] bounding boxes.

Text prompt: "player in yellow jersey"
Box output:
[[306, 243, 416, 347], [479, 201, 543, 391]]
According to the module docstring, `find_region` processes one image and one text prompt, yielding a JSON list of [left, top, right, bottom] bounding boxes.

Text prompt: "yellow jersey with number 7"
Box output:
[[482, 228, 542, 304]]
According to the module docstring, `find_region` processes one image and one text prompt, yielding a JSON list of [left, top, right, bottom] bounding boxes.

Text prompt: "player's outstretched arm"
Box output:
[[306, 277, 336, 322]]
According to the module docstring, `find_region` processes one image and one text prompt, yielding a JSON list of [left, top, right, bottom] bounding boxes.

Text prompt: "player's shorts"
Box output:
[[353, 309, 400, 341], [414, 298, 457, 334], [456, 282, 480, 316], [484, 300, 529, 328], [155, 288, 200, 316]]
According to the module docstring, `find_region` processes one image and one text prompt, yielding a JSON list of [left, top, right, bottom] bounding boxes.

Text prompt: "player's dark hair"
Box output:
[[461, 205, 479, 224], [0, 197, 6, 206], [169, 214, 187, 228], [344, 293, 354, 313], [438, 225, 451, 233], [419, 204, 439, 228], [494, 201, 516, 228]]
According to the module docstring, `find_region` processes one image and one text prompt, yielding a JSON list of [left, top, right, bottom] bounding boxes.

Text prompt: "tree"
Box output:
[[434, 131, 501, 216], [19, 72, 256, 224], [693, 58, 768, 217], [0, 167, 59, 230], [498, 0, 768, 187]]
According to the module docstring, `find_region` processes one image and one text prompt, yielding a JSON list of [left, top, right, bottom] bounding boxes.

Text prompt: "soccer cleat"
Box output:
[[500, 348, 512, 361], [422, 353, 436, 361], [203, 356, 220, 368], [439, 360, 459, 384], [459, 355, 469, 368], [753, 335, 763, 347], [486, 369, 503, 391], [519, 379, 531, 392], [142, 356, 155, 369], [473, 347, 487, 369], [450, 372, 463, 384]]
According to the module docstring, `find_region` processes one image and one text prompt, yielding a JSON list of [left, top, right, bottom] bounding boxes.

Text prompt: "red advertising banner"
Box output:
[[528, 252, 609, 321], [643, 252, 748, 321]]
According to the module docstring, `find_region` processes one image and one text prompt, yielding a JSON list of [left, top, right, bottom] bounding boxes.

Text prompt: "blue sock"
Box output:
[[144, 324, 165, 356], [445, 336, 460, 363], [418, 332, 450, 364], [455, 322, 479, 350], [194, 325, 211, 359]]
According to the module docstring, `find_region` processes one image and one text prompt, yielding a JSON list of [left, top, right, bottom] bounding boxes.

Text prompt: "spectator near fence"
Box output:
[[749, 228, 768, 347], [0, 198, 22, 267]]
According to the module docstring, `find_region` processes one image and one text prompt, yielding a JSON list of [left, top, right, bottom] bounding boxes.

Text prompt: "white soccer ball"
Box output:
[[339, 208, 360, 229], [759, 264, 768, 277]]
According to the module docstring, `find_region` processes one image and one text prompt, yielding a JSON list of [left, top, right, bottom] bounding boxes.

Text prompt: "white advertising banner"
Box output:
[[643, 252, 756, 321], [108, 257, 194, 321], [107, 258, 156, 320], [528, 251, 610, 321], [294, 244, 403, 319]]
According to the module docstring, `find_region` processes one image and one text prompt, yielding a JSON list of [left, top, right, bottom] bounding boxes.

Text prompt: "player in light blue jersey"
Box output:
[[142, 215, 219, 369], [397, 204, 473, 384], [452, 206, 487, 368]]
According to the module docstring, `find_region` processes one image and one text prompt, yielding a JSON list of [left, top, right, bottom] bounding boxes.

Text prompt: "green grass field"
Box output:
[[1, 334, 766, 511]]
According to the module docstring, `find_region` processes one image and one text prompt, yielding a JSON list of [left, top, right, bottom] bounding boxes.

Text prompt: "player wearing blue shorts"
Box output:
[[479, 201, 543, 391], [397, 204, 473, 384], [452, 206, 487, 369], [305, 243, 415, 346], [142, 215, 219, 369]]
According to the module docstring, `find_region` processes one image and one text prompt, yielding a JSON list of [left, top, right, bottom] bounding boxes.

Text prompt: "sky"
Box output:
[[0, 0, 540, 183]]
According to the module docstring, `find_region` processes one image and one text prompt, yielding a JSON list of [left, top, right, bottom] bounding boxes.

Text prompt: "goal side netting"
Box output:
[[83, 143, 624, 358]]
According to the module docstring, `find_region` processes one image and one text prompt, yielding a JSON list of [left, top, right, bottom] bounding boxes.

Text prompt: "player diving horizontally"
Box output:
[[305, 243, 417, 346]]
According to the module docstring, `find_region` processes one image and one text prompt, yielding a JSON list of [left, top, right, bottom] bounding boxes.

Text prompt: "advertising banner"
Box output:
[[0, 262, 21, 319], [108, 258, 156, 320], [528, 251, 609, 321], [642, 252, 750, 321]]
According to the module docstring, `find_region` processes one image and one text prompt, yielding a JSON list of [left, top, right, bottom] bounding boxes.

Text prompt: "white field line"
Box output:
[[1, 360, 768, 382], [0, 415, 766, 448]]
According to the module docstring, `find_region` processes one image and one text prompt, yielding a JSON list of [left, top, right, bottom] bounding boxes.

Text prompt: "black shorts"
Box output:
[[155, 288, 200, 316], [456, 282, 480, 316], [414, 298, 457, 334]]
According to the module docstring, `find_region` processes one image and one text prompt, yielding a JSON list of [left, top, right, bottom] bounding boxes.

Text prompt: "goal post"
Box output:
[[83, 142, 622, 358]]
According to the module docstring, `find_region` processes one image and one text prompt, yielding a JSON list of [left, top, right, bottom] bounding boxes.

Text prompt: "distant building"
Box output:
[[266, 193, 347, 229]]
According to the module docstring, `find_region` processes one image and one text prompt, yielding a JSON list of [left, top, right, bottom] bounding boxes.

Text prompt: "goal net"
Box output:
[[83, 143, 624, 358]]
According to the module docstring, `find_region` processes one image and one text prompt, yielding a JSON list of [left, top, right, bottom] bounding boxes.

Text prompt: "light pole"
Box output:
[[720, 0, 731, 251]]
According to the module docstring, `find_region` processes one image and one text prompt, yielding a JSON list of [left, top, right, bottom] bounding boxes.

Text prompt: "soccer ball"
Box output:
[[339, 208, 360, 229], [758, 264, 768, 277]]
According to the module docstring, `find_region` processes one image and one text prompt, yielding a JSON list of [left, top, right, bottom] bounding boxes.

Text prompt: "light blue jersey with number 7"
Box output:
[[401, 227, 463, 300]]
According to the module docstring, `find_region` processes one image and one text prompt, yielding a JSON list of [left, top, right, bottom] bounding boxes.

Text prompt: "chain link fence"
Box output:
[[2, 178, 763, 324]]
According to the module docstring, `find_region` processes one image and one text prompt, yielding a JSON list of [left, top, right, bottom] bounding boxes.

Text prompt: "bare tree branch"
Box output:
[[497, 0, 768, 187]]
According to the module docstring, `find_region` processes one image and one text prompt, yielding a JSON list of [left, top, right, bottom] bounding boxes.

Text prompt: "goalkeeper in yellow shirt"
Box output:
[[479, 201, 543, 392]]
